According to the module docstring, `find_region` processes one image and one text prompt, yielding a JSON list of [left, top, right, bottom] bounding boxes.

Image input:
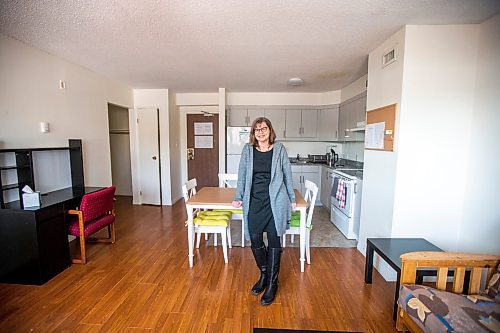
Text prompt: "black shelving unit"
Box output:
[[0, 139, 84, 208], [0, 139, 87, 285]]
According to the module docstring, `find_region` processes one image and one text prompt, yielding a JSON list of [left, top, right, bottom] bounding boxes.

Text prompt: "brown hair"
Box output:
[[249, 117, 276, 147]]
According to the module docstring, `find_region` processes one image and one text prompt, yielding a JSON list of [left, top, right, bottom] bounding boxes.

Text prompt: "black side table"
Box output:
[[364, 238, 444, 321]]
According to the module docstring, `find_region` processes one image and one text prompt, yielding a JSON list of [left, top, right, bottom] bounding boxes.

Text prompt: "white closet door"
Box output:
[[137, 108, 161, 205]]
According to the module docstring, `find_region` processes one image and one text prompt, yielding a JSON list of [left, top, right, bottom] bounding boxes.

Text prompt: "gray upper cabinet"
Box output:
[[285, 109, 318, 139], [264, 109, 286, 140], [338, 92, 366, 142], [227, 107, 264, 126], [318, 106, 339, 141]]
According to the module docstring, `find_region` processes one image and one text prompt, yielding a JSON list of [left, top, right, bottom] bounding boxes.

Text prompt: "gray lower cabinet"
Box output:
[[320, 166, 335, 212], [291, 165, 321, 205]]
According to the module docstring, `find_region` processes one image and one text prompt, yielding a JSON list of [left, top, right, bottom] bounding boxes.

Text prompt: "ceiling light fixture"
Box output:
[[287, 77, 304, 86]]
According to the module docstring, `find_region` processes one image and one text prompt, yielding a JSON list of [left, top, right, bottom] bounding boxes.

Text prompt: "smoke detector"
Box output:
[[287, 77, 304, 86]]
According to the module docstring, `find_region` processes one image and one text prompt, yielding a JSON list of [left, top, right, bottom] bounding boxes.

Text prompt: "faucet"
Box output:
[[296, 153, 300, 161]]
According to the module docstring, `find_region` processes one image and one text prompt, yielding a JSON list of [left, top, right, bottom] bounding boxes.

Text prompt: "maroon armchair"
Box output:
[[67, 186, 116, 264]]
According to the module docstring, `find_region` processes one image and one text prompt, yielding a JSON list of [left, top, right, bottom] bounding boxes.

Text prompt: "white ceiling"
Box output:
[[1, 1, 499, 92]]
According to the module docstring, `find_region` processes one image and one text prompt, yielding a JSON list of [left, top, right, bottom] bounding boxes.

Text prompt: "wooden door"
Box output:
[[137, 108, 161, 205], [187, 114, 219, 189]]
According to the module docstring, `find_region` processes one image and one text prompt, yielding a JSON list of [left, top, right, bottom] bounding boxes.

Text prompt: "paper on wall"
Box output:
[[365, 122, 385, 149]]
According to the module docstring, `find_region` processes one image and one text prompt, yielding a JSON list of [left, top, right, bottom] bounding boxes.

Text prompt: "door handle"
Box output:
[[152, 156, 157, 160], [187, 148, 195, 160]]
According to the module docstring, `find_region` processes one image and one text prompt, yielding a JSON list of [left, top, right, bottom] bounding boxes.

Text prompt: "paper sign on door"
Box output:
[[195, 136, 213, 148]]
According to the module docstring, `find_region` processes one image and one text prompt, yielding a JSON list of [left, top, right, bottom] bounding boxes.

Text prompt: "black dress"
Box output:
[[248, 147, 277, 235]]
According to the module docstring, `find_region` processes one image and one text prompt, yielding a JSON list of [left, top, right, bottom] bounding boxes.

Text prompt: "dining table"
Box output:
[[185, 187, 309, 271]]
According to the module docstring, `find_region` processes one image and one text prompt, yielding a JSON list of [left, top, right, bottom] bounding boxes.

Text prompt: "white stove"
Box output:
[[330, 169, 363, 240]]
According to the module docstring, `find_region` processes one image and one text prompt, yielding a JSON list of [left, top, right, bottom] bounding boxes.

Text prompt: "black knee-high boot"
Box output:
[[251, 245, 268, 295], [261, 247, 281, 306]]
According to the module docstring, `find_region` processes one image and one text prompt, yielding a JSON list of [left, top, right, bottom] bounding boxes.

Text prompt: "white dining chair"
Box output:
[[182, 178, 231, 263], [217, 173, 245, 247], [283, 180, 318, 265]]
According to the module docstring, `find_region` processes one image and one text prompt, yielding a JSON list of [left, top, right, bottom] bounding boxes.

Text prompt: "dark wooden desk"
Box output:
[[0, 187, 103, 285], [364, 238, 444, 321]]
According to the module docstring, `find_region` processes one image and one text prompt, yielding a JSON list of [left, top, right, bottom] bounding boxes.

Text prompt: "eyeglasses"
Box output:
[[254, 127, 269, 134]]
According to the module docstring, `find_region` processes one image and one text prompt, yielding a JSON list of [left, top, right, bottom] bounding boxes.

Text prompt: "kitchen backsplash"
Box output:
[[282, 141, 364, 162], [342, 142, 364, 162]]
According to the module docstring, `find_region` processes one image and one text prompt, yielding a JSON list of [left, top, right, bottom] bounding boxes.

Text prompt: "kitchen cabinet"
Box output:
[[264, 108, 286, 140], [318, 106, 339, 141], [291, 165, 321, 205], [227, 107, 263, 126], [338, 92, 366, 142], [285, 109, 318, 139], [320, 166, 335, 213]]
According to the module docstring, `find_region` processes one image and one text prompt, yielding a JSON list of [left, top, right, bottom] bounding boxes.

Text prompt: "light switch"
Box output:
[[40, 122, 50, 133]]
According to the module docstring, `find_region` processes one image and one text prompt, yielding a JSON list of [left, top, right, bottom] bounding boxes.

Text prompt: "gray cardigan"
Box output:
[[234, 141, 296, 240]]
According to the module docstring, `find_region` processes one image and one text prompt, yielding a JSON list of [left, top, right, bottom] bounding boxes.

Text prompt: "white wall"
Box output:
[[168, 91, 183, 203], [0, 33, 133, 187], [132, 89, 173, 205], [218, 88, 227, 173], [357, 27, 406, 281], [391, 25, 480, 251], [359, 18, 500, 283], [459, 15, 500, 254]]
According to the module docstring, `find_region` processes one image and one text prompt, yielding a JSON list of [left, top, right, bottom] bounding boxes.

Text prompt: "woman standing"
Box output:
[[232, 117, 296, 306]]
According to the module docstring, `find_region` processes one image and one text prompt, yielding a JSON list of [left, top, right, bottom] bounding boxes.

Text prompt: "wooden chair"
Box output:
[[182, 178, 231, 263], [283, 180, 318, 265], [67, 186, 116, 264], [216, 173, 245, 247], [396, 251, 500, 332]]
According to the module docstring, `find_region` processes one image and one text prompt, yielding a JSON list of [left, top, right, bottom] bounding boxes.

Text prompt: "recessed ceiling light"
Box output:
[[287, 77, 304, 86]]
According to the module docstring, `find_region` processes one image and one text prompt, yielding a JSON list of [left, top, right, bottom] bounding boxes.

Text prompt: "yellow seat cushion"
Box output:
[[197, 212, 230, 220], [214, 209, 243, 214], [194, 217, 228, 227], [198, 210, 231, 218]]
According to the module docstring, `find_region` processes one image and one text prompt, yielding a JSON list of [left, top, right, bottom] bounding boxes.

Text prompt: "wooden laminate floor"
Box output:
[[0, 197, 397, 333]]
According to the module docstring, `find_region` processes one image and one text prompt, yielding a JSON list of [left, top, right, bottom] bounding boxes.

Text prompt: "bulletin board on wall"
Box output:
[[365, 103, 397, 152]]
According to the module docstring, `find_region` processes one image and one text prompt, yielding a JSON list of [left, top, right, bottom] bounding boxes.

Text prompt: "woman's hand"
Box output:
[[232, 200, 243, 208], [291, 202, 297, 210]]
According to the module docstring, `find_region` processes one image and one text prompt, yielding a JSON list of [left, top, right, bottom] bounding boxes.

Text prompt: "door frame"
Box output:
[[180, 105, 225, 186]]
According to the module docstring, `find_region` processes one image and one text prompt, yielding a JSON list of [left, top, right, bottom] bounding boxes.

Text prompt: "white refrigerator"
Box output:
[[226, 127, 251, 174]]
